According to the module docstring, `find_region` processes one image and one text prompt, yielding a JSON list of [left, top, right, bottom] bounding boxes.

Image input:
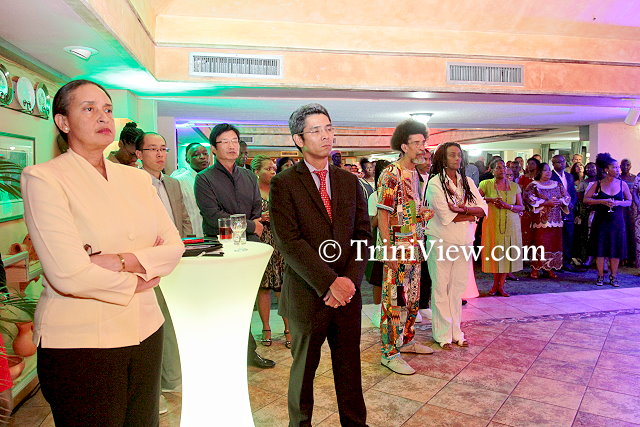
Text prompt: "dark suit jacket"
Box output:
[[551, 169, 577, 220], [163, 175, 193, 238], [270, 161, 372, 322]]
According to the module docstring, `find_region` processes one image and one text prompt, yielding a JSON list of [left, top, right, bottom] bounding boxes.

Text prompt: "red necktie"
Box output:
[[313, 170, 333, 221]]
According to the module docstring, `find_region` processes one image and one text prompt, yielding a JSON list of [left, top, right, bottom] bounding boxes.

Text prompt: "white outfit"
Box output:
[[171, 167, 204, 237], [425, 172, 488, 344], [22, 149, 184, 349]]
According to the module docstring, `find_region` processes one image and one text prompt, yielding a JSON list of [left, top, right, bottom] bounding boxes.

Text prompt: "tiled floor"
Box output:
[[9, 287, 640, 426], [249, 287, 640, 427]]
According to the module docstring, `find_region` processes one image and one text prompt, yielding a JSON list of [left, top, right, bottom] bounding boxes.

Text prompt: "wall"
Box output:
[[0, 56, 61, 254], [589, 122, 640, 172]]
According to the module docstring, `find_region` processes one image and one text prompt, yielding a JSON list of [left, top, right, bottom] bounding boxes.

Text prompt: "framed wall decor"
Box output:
[[0, 132, 35, 222]]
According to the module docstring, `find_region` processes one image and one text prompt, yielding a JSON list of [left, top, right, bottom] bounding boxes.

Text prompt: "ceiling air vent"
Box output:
[[190, 53, 283, 78], [447, 62, 523, 86]]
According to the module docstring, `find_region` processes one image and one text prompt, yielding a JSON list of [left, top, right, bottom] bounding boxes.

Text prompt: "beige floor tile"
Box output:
[[573, 411, 640, 427], [518, 303, 574, 316], [511, 374, 586, 410], [251, 396, 334, 427], [596, 351, 640, 376], [371, 373, 448, 403], [428, 382, 508, 418], [310, 375, 339, 412], [37, 413, 55, 427], [588, 366, 640, 397], [527, 357, 595, 386], [603, 336, 640, 357], [403, 404, 490, 427], [249, 385, 283, 412], [363, 389, 423, 427], [472, 346, 537, 373], [558, 319, 612, 336], [492, 396, 576, 427], [359, 360, 393, 390], [486, 334, 548, 355], [501, 320, 561, 341], [7, 406, 50, 427], [315, 412, 342, 427], [452, 362, 524, 394], [409, 353, 470, 381], [249, 364, 292, 395], [580, 388, 640, 424], [550, 329, 607, 351], [538, 342, 601, 366]]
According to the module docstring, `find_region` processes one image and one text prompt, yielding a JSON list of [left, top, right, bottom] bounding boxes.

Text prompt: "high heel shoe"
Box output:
[[284, 330, 292, 349], [547, 270, 558, 279], [260, 329, 272, 347], [530, 269, 539, 279]]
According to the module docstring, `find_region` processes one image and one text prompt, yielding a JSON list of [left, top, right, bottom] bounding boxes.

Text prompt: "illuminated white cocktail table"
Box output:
[[161, 241, 273, 426]]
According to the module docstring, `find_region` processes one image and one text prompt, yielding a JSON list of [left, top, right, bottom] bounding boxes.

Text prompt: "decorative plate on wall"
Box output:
[[34, 83, 50, 119], [0, 64, 13, 106], [15, 76, 35, 112]]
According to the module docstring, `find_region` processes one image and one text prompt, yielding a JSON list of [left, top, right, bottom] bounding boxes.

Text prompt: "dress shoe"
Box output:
[[159, 394, 168, 415], [400, 341, 434, 354], [418, 308, 432, 320], [563, 264, 579, 272], [381, 355, 415, 375], [249, 352, 276, 369]]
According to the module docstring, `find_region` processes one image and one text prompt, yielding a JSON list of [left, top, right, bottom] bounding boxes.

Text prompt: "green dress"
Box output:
[[479, 179, 523, 273]]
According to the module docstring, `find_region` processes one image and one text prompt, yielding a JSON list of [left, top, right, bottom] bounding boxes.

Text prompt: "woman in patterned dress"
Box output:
[[523, 163, 570, 278], [252, 156, 290, 348], [518, 157, 541, 248], [479, 160, 524, 296]]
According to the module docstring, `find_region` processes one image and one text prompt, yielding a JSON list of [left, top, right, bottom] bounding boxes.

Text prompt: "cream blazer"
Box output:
[[22, 149, 184, 349]]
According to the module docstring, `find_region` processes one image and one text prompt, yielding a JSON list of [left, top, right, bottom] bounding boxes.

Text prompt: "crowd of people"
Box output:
[[17, 78, 640, 426]]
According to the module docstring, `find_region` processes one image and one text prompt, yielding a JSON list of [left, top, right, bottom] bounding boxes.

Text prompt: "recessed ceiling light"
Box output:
[[64, 46, 98, 60], [410, 113, 433, 124]]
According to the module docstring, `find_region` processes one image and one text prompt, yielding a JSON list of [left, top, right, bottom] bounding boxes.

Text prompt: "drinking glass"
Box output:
[[608, 198, 614, 213], [230, 214, 248, 252], [217, 218, 232, 241]]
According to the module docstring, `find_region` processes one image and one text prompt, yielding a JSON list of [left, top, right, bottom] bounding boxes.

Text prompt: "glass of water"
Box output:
[[230, 214, 247, 252]]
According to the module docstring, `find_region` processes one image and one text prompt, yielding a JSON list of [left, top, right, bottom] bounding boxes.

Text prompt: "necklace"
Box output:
[[493, 179, 508, 234]]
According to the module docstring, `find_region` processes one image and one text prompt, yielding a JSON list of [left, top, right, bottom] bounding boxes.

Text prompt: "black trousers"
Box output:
[[38, 326, 164, 427], [562, 219, 575, 265], [419, 259, 432, 309], [287, 302, 367, 427]]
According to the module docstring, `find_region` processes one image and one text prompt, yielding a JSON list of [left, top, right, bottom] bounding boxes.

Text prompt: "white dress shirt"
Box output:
[[171, 167, 204, 237], [151, 172, 174, 218], [304, 159, 332, 198], [425, 172, 488, 245], [22, 149, 184, 348]]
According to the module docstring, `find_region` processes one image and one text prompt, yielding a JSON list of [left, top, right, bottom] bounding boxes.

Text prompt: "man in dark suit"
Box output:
[[551, 154, 579, 271], [270, 104, 371, 427]]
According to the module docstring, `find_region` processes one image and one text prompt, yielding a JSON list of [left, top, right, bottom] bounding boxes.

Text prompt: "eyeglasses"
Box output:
[[299, 125, 334, 136], [142, 148, 170, 153], [216, 139, 240, 145]]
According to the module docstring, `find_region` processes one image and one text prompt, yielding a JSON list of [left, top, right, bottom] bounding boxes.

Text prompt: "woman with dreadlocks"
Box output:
[[425, 143, 487, 350]]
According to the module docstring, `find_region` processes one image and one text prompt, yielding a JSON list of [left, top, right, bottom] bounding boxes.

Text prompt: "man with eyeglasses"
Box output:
[[135, 131, 192, 414], [194, 123, 275, 370], [171, 143, 210, 237], [270, 103, 371, 426]]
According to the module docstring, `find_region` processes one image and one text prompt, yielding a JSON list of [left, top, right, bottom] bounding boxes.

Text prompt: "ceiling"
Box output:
[[1, 0, 639, 151]]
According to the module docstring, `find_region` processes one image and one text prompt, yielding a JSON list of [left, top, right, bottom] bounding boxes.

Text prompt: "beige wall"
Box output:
[[589, 123, 640, 173]]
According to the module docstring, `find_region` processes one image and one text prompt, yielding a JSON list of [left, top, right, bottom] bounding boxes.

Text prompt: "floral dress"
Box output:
[[523, 181, 570, 271], [258, 198, 285, 291]]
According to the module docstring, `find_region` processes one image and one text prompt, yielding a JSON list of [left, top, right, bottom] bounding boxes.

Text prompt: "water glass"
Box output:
[[230, 214, 248, 252]]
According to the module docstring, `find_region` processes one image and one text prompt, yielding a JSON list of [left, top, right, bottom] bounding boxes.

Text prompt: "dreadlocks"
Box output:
[[427, 142, 477, 205]]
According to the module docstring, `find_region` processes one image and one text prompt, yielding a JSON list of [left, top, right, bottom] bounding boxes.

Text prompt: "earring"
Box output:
[[64, 127, 69, 132]]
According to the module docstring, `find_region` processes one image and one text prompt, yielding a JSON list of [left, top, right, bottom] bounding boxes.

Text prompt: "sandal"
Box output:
[[284, 330, 292, 349], [609, 275, 620, 287], [439, 342, 453, 351], [260, 329, 272, 346], [596, 276, 604, 286], [547, 270, 558, 279], [530, 269, 539, 279], [455, 340, 469, 347]]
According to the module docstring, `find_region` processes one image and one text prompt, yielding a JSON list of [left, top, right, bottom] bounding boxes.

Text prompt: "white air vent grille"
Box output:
[[447, 62, 523, 86], [240, 136, 254, 144], [190, 53, 283, 78]]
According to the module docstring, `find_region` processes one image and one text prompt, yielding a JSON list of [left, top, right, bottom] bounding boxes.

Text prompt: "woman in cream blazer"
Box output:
[[22, 79, 184, 426]]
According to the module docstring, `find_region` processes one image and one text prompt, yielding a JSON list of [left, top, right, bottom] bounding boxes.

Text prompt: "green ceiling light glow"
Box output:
[[64, 46, 98, 60], [410, 113, 433, 124], [90, 69, 211, 96]]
